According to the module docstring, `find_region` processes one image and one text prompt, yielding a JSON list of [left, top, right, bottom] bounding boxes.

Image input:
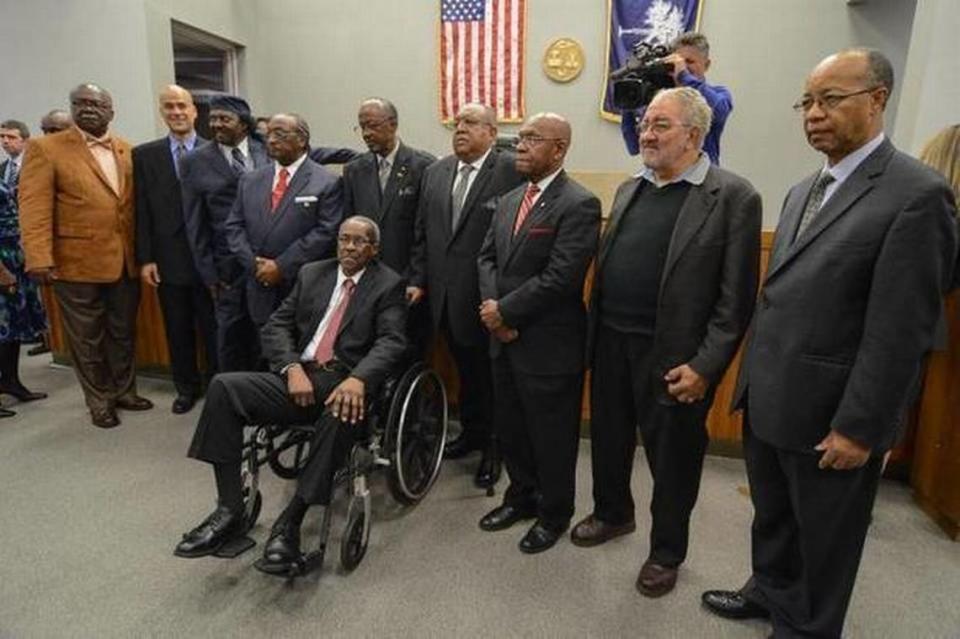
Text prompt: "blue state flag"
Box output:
[[601, 0, 703, 120]]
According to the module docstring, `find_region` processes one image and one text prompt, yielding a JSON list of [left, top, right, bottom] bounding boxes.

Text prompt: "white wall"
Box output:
[[0, 0, 926, 228]]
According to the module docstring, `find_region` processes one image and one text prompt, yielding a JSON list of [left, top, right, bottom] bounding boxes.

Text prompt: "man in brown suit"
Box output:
[[19, 83, 153, 428]]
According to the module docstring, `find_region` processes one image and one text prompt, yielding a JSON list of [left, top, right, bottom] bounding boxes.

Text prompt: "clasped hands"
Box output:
[[254, 257, 282, 287], [479, 299, 518, 343], [286, 364, 366, 424]]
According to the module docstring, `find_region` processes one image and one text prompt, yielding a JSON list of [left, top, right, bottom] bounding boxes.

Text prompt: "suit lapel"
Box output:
[[496, 186, 525, 264], [767, 140, 894, 282], [660, 170, 719, 288], [380, 143, 409, 216], [598, 178, 642, 268], [451, 152, 495, 242], [337, 263, 376, 337], [766, 174, 815, 278], [438, 159, 458, 241], [264, 160, 312, 235], [70, 129, 119, 198]]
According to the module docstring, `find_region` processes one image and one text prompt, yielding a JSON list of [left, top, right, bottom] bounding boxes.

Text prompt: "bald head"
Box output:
[[40, 110, 71, 135], [158, 84, 197, 138], [515, 112, 572, 181]]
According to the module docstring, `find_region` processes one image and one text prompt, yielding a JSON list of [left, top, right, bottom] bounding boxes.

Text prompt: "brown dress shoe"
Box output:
[[570, 514, 636, 547], [636, 560, 678, 598], [90, 408, 120, 429], [115, 395, 154, 411]]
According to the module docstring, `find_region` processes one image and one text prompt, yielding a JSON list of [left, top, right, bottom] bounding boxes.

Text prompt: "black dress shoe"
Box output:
[[519, 520, 567, 554], [479, 503, 537, 531], [570, 514, 636, 547], [0, 383, 47, 402], [0, 407, 15, 418], [444, 434, 483, 460], [116, 394, 154, 411], [174, 505, 244, 558], [171, 394, 197, 415], [259, 521, 303, 569], [701, 590, 770, 620], [474, 442, 502, 489], [26, 343, 50, 356], [90, 408, 120, 429]]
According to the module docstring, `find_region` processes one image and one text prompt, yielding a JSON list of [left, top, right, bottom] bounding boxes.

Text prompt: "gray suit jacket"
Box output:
[[588, 165, 762, 404], [225, 157, 343, 325], [734, 139, 959, 453]]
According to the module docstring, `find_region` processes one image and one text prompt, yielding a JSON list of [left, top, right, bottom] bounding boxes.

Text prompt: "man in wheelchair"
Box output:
[[174, 216, 408, 572]]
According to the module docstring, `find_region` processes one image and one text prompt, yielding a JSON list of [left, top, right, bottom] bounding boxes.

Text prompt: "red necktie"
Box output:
[[271, 167, 289, 212], [512, 183, 541, 236], [313, 279, 356, 364]]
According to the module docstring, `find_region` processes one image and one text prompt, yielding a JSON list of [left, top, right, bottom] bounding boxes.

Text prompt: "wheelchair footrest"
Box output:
[[213, 536, 257, 558], [253, 548, 325, 578]]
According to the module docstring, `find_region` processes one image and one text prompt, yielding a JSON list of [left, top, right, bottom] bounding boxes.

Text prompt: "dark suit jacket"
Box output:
[[342, 142, 436, 277], [411, 149, 525, 345], [180, 137, 269, 287], [478, 170, 601, 375], [734, 139, 959, 453], [134, 136, 206, 286], [260, 258, 408, 392], [588, 165, 762, 404], [225, 156, 343, 325]]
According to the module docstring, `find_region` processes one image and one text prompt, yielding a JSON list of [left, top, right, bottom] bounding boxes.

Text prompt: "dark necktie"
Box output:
[[512, 183, 541, 236], [313, 279, 356, 364], [174, 143, 186, 179], [5, 160, 19, 188], [794, 172, 836, 241], [231, 147, 248, 175], [451, 164, 474, 230]]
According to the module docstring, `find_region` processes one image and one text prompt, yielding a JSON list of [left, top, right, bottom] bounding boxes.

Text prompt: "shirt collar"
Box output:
[[168, 131, 198, 153], [378, 141, 400, 168], [220, 136, 250, 159], [337, 265, 366, 287], [531, 166, 563, 193], [636, 152, 710, 187], [823, 132, 885, 183], [275, 152, 308, 179], [77, 125, 112, 148], [457, 147, 492, 173]]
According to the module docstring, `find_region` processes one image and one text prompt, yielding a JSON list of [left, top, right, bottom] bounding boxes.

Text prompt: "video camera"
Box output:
[[610, 41, 675, 110]]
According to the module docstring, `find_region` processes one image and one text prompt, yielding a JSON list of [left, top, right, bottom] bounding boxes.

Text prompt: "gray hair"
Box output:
[[271, 113, 310, 144], [670, 32, 710, 57], [360, 97, 398, 124], [69, 83, 113, 106], [842, 47, 894, 108], [655, 87, 712, 149], [342, 215, 381, 244]]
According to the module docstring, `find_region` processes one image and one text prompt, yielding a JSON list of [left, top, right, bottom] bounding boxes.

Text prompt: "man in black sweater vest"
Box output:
[[573, 87, 762, 597]]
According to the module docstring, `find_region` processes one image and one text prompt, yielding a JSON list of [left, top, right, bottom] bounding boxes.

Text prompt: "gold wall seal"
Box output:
[[542, 37, 585, 83]]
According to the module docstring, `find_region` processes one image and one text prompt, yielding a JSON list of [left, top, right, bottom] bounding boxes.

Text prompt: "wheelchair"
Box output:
[[235, 360, 448, 578]]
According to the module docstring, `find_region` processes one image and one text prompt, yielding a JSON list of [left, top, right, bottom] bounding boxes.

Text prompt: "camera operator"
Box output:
[[620, 32, 732, 164]]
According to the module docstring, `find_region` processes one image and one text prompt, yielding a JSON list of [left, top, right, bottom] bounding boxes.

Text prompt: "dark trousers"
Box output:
[[215, 284, 261, 373], [492, 354, 583, 529], [157, 282, 218, 396], [742, 415, 882, 639], [440, 308, 493, 447], [53, 278, 140, 411], [589, 325, 710, 567], [188, 366, 360, 505]]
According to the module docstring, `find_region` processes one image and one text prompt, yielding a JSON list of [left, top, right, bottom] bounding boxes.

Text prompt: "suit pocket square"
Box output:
[[398, 186, 417, 197], [527, 226, 555, 235], [294, 195, 318, 203]]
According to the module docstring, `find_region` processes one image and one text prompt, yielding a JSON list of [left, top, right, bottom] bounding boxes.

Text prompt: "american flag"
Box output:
[[440, 0, 526, 123]]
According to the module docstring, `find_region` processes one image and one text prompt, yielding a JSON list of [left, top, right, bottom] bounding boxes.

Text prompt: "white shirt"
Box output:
[[820, 132, 885, 208], [272, 152, 307, 189], [300, 266, 366, 361], [220, 136, 251, 167], [452, 147, 492, 201]]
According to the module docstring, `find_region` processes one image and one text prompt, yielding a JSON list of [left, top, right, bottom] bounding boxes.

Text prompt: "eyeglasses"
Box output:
[[353, 118, 393, 134], [338, 234, 374, 247], [513, 134, 564, 148], [637, 120, 692, 135], [792, 87, 881, 113]]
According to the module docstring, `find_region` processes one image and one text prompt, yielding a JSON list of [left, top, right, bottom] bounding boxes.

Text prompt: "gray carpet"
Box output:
[[1, 354, 958, 638]]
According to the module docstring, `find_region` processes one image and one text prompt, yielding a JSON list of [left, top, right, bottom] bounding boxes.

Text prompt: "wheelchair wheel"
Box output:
[[339, 498, 369, 572], [242, 486, 262, 532], [241, 446, 262, 531], [268, 428, 312, 479], [385, 364, 448, 506]]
